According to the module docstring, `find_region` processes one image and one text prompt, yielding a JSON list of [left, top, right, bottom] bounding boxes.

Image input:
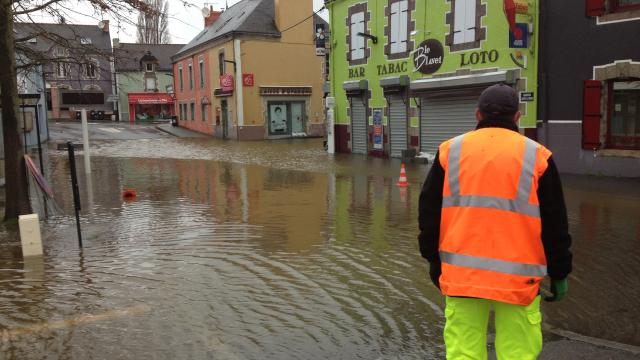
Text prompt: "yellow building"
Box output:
[[172, 0, 328, 140]]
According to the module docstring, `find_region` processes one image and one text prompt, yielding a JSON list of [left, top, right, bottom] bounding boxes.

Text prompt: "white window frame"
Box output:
[[350, 11, 366, 61], [56, 62, 67, 78], [146, 63, 154, 72], [84, 60, 98, 79], [178, 65, 184, 91], [453, 0, 477, 45], [199, 59, 205, 89], [390, 0, 409, 54]]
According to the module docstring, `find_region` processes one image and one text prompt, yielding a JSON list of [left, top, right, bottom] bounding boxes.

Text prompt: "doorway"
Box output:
[[221, 99, 229, 139], [267, 101, 306, 137]]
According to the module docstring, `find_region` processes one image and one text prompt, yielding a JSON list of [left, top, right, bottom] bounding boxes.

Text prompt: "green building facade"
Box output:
[[326, 0, 539, 157]]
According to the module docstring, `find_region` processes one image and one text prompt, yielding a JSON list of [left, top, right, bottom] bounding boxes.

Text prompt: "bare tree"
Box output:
[[136, 0, 170, 44], [0, 0, 153, 221]]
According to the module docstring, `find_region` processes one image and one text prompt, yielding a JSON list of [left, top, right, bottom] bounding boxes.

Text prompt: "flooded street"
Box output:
[[1, 135, 639, 359]]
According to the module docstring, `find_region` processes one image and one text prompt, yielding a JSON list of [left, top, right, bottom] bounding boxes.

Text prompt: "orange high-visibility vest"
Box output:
[[438, 127, 552, 306]]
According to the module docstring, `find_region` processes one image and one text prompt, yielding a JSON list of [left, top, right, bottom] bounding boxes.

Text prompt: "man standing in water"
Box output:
[[418, 84, 572, 359]]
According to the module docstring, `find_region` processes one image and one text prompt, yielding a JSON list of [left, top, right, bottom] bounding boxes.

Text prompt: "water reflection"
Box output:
[[0, 143, 639, 359]]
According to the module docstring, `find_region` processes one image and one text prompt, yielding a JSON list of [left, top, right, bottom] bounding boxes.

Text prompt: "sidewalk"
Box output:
[[155, 124, 212, 138]]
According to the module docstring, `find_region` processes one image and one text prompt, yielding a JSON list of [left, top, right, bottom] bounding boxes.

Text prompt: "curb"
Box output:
[[543, 324, 640, 355]]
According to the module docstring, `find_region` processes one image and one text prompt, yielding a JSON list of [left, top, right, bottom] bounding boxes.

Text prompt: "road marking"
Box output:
[[99, 127, 122, 133], [1, 304, 151, 340]]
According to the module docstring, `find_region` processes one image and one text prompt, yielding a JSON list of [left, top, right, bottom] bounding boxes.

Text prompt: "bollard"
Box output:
[[81, 109, 91, 174], [19, 214, 43, 257], [67, 141, 83, 248]]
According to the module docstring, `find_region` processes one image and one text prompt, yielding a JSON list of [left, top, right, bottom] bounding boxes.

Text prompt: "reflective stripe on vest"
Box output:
[[443, 134, 540, 218], [440, 251, 547, 277]]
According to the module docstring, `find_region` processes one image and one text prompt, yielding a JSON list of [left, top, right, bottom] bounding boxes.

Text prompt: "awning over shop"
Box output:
[[410, 70, 518, 92], [128, 93, 174, 105]]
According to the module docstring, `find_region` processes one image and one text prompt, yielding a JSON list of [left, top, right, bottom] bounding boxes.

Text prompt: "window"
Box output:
[[349, 11, 366, 61], [453, 0, 476, 45], [145, 77, 156, 91], [199, 60, 205, 88], [386, 0, 415, 59], [191, 102, 195, 121], [146, 63, 154, 72], [84, 61, 97, 78], [179, 65, 184, 91], [608, 81, 640, 149], [611, 0, 640, 12], [188, 63, 193, 90], [219, 51, 225, 75], [202, 103, 207, 122], [389, 0, 408, 54], [446, 0, 486, 51], [56, 62, 67, 78], [80, 37, 92, 45]]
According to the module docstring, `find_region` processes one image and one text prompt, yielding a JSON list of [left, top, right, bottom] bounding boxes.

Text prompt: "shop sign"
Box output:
[[515, 1, 529, 14], [460, 50, 499, 67], [377, 62, 408, 76], [373, 109, 383, 151], [243, 74, 254, 87], [220, 75, 234, 92], [413, 39, 444, 74], [260, 87, 313, 96], [349, 67, 366, 79], [520, 92, 534, 102], [509, 23, 529, 48]]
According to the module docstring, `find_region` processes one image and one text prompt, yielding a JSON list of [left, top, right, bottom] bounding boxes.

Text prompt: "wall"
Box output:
[[538, 0, 640, 177], [173, 48, 215, 135], [116, 71, 175, 122], [328, 0, 540, 152], [240, 34, 326, 139]]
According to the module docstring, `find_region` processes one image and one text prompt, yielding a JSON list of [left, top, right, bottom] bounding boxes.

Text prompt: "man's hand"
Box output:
[[544, 278, 568, 302]]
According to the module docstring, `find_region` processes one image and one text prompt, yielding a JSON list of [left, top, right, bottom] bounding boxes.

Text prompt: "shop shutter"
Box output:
[[582, 80, 602, 149], [420, 92, 481, 155], [351, 98, 368, 154], [586, 0, 605, 16], [388, 95, 408, 158]]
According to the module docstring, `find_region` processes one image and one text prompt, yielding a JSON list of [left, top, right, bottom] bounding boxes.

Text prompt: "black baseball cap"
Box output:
[[478, 84, 519, 116]]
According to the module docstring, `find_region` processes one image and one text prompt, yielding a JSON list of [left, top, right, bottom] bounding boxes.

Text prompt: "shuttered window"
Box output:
[[586, 0, 606, 16], [582, 80, 602, 149], [453, 0, 477, 45], [390, 0, 409, 54], [350, 12, 366, 60]]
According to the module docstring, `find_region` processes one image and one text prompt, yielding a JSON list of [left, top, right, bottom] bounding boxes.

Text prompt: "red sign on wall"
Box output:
[[220, 75, 234, 92], [243, 74, 254, 87]]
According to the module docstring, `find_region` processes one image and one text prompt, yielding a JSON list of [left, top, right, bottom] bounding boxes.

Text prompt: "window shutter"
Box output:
[[586, 0, 605, 17], [582, 80, 602, 150]]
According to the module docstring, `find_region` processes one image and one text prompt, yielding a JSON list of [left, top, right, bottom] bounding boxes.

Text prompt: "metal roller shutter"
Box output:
[[420, 92, 482, 155], [388, 95, 408, 158], [351, 97, 368, 155]]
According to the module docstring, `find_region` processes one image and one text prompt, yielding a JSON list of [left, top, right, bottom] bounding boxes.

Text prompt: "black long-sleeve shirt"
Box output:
[[418, 120, 573, 281]]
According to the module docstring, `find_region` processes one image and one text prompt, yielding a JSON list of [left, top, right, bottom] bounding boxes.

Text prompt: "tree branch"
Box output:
[[13, 0, 66, 15]]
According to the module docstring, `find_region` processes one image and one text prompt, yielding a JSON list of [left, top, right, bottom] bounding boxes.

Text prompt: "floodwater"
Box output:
[[0, 137, 639, 359]]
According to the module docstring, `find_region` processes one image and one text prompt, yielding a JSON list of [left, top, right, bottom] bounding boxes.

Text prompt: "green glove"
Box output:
[[544, 279, 568, 302]]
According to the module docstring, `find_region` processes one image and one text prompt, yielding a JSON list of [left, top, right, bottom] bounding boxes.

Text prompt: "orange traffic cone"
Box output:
[[397, 163, 409, 187]]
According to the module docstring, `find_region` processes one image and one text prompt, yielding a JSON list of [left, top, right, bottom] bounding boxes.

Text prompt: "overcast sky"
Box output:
[[27, 0, 327, 44]]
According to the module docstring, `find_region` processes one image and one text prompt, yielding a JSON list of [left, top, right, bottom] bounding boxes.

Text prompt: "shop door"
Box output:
[[420, 90, 482, 155], [221, 100, 229, 139], [350, 97, 368, 155], [388, 94, 408, 158], [291, 102, 306, 135], [268, 102, 291, 136]]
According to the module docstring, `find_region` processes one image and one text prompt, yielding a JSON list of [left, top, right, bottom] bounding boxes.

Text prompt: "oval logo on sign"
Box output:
[[413, 39, 444, 74]]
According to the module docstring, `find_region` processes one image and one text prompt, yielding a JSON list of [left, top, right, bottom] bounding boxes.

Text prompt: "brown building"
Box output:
[[171, 0, 328, 140]]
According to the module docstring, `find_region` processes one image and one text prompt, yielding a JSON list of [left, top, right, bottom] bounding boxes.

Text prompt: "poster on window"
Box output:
[[373, 109, 383, 150], [315, 24, 326, 56], [269, 104, 288, 135]]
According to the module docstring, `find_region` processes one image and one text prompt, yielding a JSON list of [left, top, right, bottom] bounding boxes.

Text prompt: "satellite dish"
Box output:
[[98, 20, 106, 30], [201, 7, 211, 18]]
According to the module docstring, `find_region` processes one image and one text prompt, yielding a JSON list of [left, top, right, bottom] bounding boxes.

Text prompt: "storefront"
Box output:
[[260, 86, 313, 138], [327, 0, 539, 158], [127, 93, 175, 123]]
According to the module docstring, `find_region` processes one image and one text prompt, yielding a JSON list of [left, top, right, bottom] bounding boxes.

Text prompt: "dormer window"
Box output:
[[80, 37, 92, 45]]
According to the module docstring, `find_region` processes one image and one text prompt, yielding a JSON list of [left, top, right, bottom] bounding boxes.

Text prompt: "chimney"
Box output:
[[205, 8, 223, 28], [100, 20, 110, 33]]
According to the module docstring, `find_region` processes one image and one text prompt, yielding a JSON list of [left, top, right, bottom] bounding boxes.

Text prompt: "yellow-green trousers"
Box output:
[[444, 296, 542, 360]]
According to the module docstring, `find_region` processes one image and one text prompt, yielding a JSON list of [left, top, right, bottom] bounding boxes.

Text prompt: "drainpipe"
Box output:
[[233, 38, 244, 139]]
